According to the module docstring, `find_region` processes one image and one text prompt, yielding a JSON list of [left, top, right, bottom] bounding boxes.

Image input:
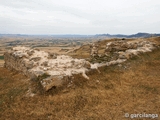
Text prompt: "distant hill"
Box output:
[[0, 33, 160, 38], [95, 33, 160, 38], [0, 34, 94, 38]]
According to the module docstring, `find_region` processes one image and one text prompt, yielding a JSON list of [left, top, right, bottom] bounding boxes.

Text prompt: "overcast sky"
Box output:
[[0, 0, 160, 35]]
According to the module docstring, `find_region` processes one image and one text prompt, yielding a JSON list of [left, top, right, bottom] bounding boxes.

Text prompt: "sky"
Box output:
[[0, 0, 160, 35]]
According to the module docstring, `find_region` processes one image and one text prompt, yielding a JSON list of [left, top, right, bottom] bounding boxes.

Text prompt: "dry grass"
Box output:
[[0, 46, 160, 119], [0, 60, 4, 67]]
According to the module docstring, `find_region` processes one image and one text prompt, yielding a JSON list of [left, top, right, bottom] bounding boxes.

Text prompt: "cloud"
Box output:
[[0, 0, 160, 34]]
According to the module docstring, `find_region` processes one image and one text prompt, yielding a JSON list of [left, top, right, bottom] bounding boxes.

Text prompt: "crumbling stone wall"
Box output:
[[4, 48, 32, 76], [105, 41, 129, 55], [4, 40, 157, 92], [89, 40, 157, 63], [4, 46, 91, 91], [104, 40, 157, 60]]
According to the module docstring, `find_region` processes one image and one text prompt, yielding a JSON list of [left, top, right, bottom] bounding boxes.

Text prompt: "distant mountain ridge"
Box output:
[[95, 32, 160, 38], [0, 32, 160, 38]]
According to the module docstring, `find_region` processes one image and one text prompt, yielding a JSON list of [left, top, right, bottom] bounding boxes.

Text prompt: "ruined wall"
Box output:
[[4, 40, 158, 91], [89, 40, 157, 67], [4, 48, 32, 76], [105, 40, 157, 60], [4, 46, 91, 91]]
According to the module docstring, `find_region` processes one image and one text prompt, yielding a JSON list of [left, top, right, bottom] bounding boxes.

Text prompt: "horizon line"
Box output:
[[0, 32, 159, 36]]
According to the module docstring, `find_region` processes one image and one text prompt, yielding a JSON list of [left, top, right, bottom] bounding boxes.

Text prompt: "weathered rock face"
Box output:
[[4, 46, 92, 91]]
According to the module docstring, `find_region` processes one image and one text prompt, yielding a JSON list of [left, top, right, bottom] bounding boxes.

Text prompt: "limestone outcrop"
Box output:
[[4, 46, 91, 91]]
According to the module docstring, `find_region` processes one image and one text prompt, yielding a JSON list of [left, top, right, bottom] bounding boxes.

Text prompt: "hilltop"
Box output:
[[95, 32, 160, 38], [0, 37, 160, 119]]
